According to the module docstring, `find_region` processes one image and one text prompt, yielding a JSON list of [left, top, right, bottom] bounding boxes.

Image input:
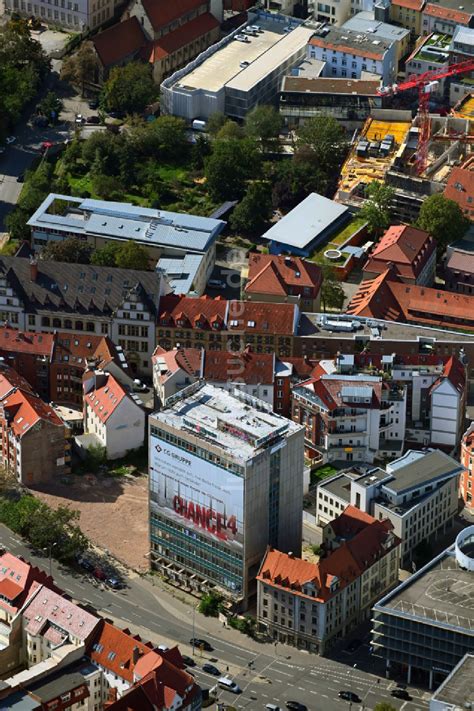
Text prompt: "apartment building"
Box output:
[[389, 0, 425, 35], [308, 26, 397, 84], [256, 508, 400, 654], [157, 294, 298, 359], [4, 0, 120, 31], [316, 448, 463, 566], [460, 422, 474, 511], [363, 225, 436, 286], [444, 156, 474, 227], [0, 256, 163, 377], [83, 371, 145, 459], [292, 371, 406, 464], [341, 12, 410, 66], [405, 32, 451, 97], [149, 382, 305, 609], [421, 0, 474, 36], [372, 526, 474, 688], [243, 253, 322, 312]]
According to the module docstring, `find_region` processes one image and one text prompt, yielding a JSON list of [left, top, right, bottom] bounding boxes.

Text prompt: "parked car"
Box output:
[[391, 688, 411, 700], [286, 703, 307, 711], [202, 663, 220, 676], [208, 278, 226, 290], [106, 576, 123, 589], [75, 114, 85, 124], [77, 556, 94, 573], [338, 691, 360, 702], [190, 638, 213, 651], [88, 99, 99, 109], [181, 655, 196, 667], [93, 567, 107, 581], [218, 677, 241, 693], [86, 115, 100, 124]]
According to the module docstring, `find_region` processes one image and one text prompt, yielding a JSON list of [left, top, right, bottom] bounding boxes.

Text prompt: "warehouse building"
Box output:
[[148, 382, 305, 610], [161, 11, 314, 120]]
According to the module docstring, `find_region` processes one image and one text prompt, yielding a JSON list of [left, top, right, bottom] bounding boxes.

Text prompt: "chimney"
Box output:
[[132, 646, 142, 665], [288, 551, 294, 559], [30, 256, 38, 282]]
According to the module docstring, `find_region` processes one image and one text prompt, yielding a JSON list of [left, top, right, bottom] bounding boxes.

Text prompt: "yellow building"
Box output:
[[390, 0, 426, 36]]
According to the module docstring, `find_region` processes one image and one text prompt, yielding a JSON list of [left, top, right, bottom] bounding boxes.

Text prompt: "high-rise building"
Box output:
[[148, 382, 305, 610]]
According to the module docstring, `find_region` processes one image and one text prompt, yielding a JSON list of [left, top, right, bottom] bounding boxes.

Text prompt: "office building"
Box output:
[[28, 194, 224, 277], [317, 449, 463, 566], [257, 507, 400, 654], [161, 11, 314, 120], [149, 382, 305, 609], [430, 653, 474, 711], [308, 25, 397, 85], [372, 525, 474, 688]]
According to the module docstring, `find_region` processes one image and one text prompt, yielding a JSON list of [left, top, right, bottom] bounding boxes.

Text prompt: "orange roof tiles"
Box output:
[[0, 327, 54, 356], [364, 225, 435, 282], [444, 157, 474, 221], [328, 505, 376, 539], [204, 348, 274, 384], [258, 517, 398, 602], [424, 2, 472, 22], [2, 388, 63, 438], [309, 35, 385, 61], [92, 17, 145, 67], [140, 0, 205, 31], [245, 253, 322, 298], [0, 366, 34, 399], [0, 552, 55, 615], [89, 621, 154, 683], [85, 373, 127, 424], [392, 0, 425, 9]]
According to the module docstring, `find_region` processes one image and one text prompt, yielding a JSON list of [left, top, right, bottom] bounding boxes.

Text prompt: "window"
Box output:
[[75, 320, 84, 330], [41, 316, 50, 327], [28, 315, 35, 326]]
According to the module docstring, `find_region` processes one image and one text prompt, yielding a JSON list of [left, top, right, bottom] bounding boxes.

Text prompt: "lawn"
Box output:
[[311, 464, 338, 486], [330, 216, 367, 246]]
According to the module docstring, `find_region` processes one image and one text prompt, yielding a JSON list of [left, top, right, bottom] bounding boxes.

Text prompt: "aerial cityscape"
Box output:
[[0, 0, 473, 708]]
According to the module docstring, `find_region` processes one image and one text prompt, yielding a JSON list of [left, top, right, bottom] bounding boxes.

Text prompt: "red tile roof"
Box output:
[[424, 2, 472, 22], [85, 373, 127, 424], [258, 517, 398, 602], [309, 35, 385, 61], [152, 346, 202, 383], [431, 355, 466, 395], [24, 585, 99, 641], [0, 552, 56, 615], [92, 17, 145, 67], [204, 348, 275, 384], [298, 374, 382, 412], [444, 157, 474, 221], [140, 0, 205, 32], [363, 225, 435, 282], [0, 577, 23, 601], [145, 12, 220, 62], [89, 621, 155, 683], [0, 327, 54, 356], [158, 295, 297, 335], [245, 253, 322, 298], [327, 505, 376, 539], [2, 388, 63, 438], [0, 366, 34, 399], [392, 0, 425, 10], [54, 333, 121, 369], [347, 270, 474, 330]]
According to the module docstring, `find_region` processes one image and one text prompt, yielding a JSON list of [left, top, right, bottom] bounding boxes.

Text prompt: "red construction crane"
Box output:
[[377, 58, 474, 174]]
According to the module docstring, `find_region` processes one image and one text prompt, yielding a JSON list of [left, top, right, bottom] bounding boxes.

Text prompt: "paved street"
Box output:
[[0, 524, 430, 710]]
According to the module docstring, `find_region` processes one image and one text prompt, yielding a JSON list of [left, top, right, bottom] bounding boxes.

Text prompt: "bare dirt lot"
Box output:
[[32, 473, 149, 571]]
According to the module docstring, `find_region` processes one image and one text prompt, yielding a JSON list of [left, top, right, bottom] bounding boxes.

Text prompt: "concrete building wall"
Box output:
[[105, 398, 145, 459], [18, 422, 67, 487], [4, 0, 117, 31]]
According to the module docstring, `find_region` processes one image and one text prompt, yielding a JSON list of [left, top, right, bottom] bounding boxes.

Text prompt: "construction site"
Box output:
[[336, 96, 474, 222]]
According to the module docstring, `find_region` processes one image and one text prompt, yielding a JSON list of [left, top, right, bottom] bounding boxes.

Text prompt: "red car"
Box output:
[[93, 567, 107, 581]]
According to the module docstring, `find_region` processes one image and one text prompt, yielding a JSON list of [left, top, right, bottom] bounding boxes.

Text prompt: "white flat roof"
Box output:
[[227, 26, 315, 92], [261, 192, 349, 249]]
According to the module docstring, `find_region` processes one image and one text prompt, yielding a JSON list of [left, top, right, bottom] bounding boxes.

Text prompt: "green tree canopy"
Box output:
[[216, 120, 244, 141], [36, 91, 63, 124], [245, 105, 283, 152], [198, 591, 223, 617], [91, 241, 121, 267], [207, 111, 227, 136], [149, 115, 188, 161], [60, 42, 99, 96], [321, 264, 345, 312], [269, 157, 328, 211], [42, 236, 93, 264], [416, 193, 469, 254], [296, 116, 348, 185], [230, 181, 272, 234], [205, 138, 260, 201], [360, 181, 394, 237], [102, 62, 157, 115], [114, 240, 150, 270]]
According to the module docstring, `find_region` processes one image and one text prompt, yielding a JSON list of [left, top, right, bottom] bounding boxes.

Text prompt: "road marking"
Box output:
[[272, 669, 292, 677]]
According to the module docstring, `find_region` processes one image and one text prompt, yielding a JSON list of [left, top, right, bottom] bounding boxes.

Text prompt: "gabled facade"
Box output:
[[363, 225, 436, 286], [256, 511, 400, 654]]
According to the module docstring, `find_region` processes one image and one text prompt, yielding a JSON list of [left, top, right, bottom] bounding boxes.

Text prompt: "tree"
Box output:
[[42, 237, 93, 264], [245, 105, 283, 152], [91, 173, 123, 201], [321, 264, 345, 312], [36, 91, 63, 124], [269, 157, 328, 211], [114, 241, 150, 270], [150, 115, 188, 161], [102, 62, 157, 115], [416, 193, 469, 254], [205, 138, 260, 201], [60, 42, 99, 96], [28, 503, 87, 562], [360, 181, 395, 237], [91, 241, 121, 267], [207, 111, 227, 136], [198, 591, 223, 617], [230, 181, 272, 234], [216, 120, 244, 140], [5, 207, 30, 242], [296, 116, 348, 185]]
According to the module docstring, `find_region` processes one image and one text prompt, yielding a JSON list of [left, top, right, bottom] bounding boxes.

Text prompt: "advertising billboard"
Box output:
[[150, 436, 244, 550]]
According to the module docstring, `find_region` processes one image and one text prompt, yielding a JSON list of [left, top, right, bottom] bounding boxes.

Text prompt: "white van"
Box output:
[[218, 677, 241, 693], [265, 705, 281, 711]]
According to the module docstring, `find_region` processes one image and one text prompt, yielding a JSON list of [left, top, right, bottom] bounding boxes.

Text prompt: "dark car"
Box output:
[[391, 689, 411, 700], [202, 663, 220, 676], [87, 115, 100, 124], [88, 99, 99, 109], [106, 576, 123, 589], [93, 567, 107, 581], [181, 655, 196, 668], [286, 702, 307, 710], [77, 556, 94, 573], [190, 638, 213, 651], [33, 115, 49, 127], [338, 691, 360, 703], [346, 638, 362, 653]]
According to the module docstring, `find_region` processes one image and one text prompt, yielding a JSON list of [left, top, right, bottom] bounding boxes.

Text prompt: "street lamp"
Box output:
[[43, 542, 57, 577]]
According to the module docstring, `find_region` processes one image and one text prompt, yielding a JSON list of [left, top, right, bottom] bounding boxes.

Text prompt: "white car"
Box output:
[[5, 136, 16, 145]]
